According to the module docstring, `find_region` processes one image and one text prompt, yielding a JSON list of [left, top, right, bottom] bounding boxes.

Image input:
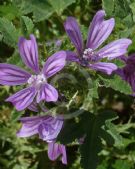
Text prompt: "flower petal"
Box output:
[[48, 142, 67, 165], [90, 62, 117, 75], [43, 51, 66, 78], [36, 83, 58, 103], [38, 116, 63, 142], [126, 54, 135, 65], [66, 51, 79, 62], [64, 17, 83, 55], [115, 68, 125, 79], [28, 101, 39, 112], [17, 116, 42, 137], [86, 10, 115, 50], [0, 63, 31, 86], [97, 39, 132, 60], [118, 55, 128, 63], [6, 87, 37, 111], [18, 34, 39, 73]]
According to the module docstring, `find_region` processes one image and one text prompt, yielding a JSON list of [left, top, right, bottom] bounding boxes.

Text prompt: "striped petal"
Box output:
[[86, 10, 115, 50], [97, 39, 132, 60], [48, 142, 67, 165], [43, 51, 66, 78], [64, 17, 83, 55], [18, 34, 39, 73], [0, 63, 31, 86], [36, 83, 58, 103], [6, 87, 37, 111], [17, 116, 41, 137], [89, 62, 117, 75], [38, 116, 63, 142], [66, 51, 79, 62], [28, 101, 39, 112]]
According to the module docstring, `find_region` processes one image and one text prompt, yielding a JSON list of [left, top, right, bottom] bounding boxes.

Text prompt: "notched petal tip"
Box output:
[[86, 10, 115, 50], [18, 34, 39, 73], [64, 16, 83, 54], [96, 10, 106, 16]]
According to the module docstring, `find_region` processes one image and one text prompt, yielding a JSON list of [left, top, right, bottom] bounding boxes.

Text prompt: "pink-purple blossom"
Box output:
[[116, 54, 135, 93], [0, 35, 66, 111], [48, 142, 67, 165], [17, 115, 67, 164], [64, 10, 132, 75], [17, 115, 63, 142]]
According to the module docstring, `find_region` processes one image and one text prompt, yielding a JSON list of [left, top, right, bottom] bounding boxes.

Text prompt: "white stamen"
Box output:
[[83, 48, 94, 60], [27, 74, 47, 87]]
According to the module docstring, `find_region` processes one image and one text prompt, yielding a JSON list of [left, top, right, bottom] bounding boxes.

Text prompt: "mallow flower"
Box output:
[[17, 115, 67, 164], [64, 10, 132, 75], [48, 141, 67, 165], [17, 115, 63, 141], [0, 35, 66, 111], [116, 54, 135, 93]]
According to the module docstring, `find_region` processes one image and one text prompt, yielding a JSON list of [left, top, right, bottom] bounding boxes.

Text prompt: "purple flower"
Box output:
[[17, 115, 67, 164], [64, 10, 132, 75], [17, 115, 63, 142], [48, 141, 67, 165], [116, 54, 135, 93], [0, 35, 66, 111]]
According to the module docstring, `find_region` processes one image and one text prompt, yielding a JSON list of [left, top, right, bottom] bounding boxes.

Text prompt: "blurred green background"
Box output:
[[1, 0, 135, 169]]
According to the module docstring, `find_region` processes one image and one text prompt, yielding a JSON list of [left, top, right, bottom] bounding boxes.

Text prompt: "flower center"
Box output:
[[82, 48, 99, 63], [83, 48, 94, 60], [27, 74, 47, 88]]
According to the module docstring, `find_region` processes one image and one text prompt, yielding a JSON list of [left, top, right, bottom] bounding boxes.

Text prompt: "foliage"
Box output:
[[0, 0, 135, 169]]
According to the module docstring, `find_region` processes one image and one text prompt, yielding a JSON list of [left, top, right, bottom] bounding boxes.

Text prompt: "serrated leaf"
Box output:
[[80, 111, 117, 169], [105, 120, 124, 148], [98, 74, 132, 95], [103, 0, 134, 27], [0, 18, 19, 47], [14, 0, 54, 22], [21, 16, 34, 35], [0, 4, 21, 20], [49, 0, 76, 15]]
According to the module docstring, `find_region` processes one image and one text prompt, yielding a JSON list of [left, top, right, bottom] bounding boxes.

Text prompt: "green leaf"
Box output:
[[102, 0, 114, 16], [0, 4, 21, 20], [21, 16, 34, 35], [105, 119, 124, 148], [103, 0, 134, 27], [14, 0, 54, 22], [80, 111, 117, 169], [49, 0, 76, 15], [105, 120, 135, 148], [7, 50, 24, 67], [82, 78, 99, 111], [57, 109, 88, 144], [0, 18, 19, 47], [129, 2, 135, 22], [98, 74, 132, 95], [112, 160, 131, 169]]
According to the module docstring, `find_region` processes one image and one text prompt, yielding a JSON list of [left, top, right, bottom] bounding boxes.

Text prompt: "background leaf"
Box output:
[[0, 18, 19, 47]]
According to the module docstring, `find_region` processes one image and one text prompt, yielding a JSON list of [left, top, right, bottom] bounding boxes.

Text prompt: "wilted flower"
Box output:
[[116, 54, 135, 93], [17, 115, 67, 164], [17, 115, 63, 142], [48, 141, 67, 165], [64, 10, 131, 75], [0, 35, 66, 111]]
